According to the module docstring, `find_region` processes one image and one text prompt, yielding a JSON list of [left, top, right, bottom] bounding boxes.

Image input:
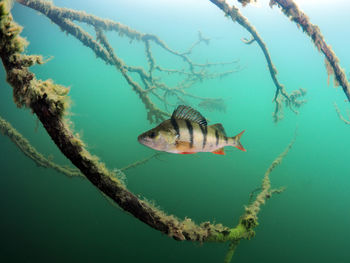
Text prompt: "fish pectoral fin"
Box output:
[[212, 148, 225, 155], [179, 152, 197, 154]]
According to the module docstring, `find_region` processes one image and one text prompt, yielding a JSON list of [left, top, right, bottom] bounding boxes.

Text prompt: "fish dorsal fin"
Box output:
[[210, 123, 226, 136], [171, 105, 207, 126]]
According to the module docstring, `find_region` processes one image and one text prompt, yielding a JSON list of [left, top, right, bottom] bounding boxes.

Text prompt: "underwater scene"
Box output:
[[1, 0, 350, 262]]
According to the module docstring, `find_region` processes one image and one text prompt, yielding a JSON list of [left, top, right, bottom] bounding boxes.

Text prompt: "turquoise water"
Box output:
[[1, 0, 350, 262]]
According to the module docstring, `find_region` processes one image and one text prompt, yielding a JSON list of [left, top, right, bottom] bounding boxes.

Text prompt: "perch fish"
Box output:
[[138, 105, 246, 155]]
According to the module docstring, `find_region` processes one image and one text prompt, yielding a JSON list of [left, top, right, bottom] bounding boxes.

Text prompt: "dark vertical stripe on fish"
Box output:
[[171, 118, 180, 139], [200, 125, 207, 149], [215, 129, 219, 146], [185, 120, 194, 148]]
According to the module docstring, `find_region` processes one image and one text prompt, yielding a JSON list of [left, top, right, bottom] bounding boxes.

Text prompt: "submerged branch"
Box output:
[[17, 0, 238, 122], [334, 103, 350, 125], [0, 0, 241, 243], [0, 115, 82, 177], [245, 131, 296, 218], [268, 0, 350, 101], [224, 240, 240, 263], [119, 153, 164, 172], [223, 131, 296, 262], [0, 114, 164, 179], [209, 0, 306, 122], [1, 1, 297, 261]]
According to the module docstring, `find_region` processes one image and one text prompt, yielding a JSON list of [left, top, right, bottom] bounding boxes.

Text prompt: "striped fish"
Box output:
[[138, 105, 246, 155]]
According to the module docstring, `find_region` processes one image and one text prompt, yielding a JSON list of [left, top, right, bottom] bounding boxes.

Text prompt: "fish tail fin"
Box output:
[[232, 130, 246, 152]]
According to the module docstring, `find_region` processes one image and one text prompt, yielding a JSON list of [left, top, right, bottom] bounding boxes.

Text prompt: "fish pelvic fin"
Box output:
[[232, 130, 246, 152], [212, 148, 225, 155]]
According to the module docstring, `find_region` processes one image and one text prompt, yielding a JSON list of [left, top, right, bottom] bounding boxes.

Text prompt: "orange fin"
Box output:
[[233, 130, 246, 152], [180, 152, 197, 154], [212, 148, 225, 155]]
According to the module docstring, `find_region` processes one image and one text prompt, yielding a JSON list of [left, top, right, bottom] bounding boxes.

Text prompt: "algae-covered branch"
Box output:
[[0, 0, 296, 261], [2, 0, 348, 262], [209, 0, 307, 122], [16, 0, 240, 123], [234, 0, 350, 103]]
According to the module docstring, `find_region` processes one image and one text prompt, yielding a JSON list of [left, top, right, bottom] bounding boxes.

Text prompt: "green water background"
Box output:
[[1, 0, 350, 262]]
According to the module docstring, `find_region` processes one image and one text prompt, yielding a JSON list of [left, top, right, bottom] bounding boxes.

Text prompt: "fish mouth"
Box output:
[[138, 134, 149, 144]]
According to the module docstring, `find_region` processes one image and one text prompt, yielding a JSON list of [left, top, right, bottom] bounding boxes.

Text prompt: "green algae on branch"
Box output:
[[16, 0, 239, 124], [0, 109, 160, 181], [267, 0, 350, 102], [0, 108, 160, 180], [222, 131, 296, 263], [209, 0, 307, 123], [0, 2, 69, 119], [0, 0, 241, 244], [1, 0, 297, 261], [244, 131, 295, 218], [0, 115, 82, 177]]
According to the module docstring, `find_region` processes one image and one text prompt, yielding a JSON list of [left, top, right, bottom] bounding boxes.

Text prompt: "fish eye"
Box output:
[[149, 131, 156, 138]]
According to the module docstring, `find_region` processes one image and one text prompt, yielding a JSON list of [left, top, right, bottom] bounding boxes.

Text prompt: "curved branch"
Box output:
[[223, 131, 295, 262], [0, 0, 244, 243], [0, 113, 165, 183], [17, 0, 239, 121], [334, 103, 350, 125], [241, 36, 255, 45], [236, 0, 350, 101], [244, 131, 295, 218], [0, 115, 82, 177], [209, 0, 306, 122], [269, 0, 350, 101], [119, 153, 163, 172], [0, 1, 296, 261]]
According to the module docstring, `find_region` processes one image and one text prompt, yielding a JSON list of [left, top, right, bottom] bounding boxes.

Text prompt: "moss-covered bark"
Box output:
[[0, 115, 82, 177], [270, 0, 350, 101], [16, 0, 239, 123], [0, 0, 243, 244], [0, 0, 297, 262]]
